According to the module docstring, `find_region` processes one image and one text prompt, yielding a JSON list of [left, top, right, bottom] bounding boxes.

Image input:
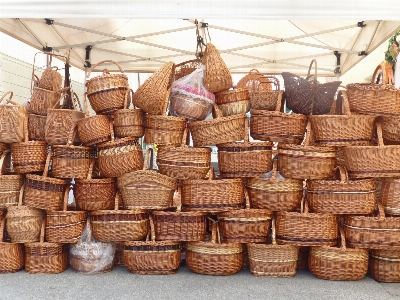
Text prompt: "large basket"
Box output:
[[29, 86, 69, 116], [0, 91, 27, 143], [85, 60, 129, 115], [0, 218, 24, 273], [309, 90, 376, 146], [144, 114, 187, 146], [189, 103, 246, 147], [343, 202, 400, 249], [90, 193, 149, 242], [156, 129, 212, 180], [131, 61, 175, 115], [282, 59, 341, 115], [217, 118, 272, 178], [246, 157, 303, 211], [28, 113, 47, 141], [343, 122, 400, 178], [251, 76, 283, 111], [118, 148, 178, 210], [214, 88, 250, 117], [181, 167, 245, 213], [250, 96, 307, 144], [45, 185, 87, 243], [309, 228, 369, 281], [369, 249, 400, 282], [276, 198, 339, 247], [376, 177, 400, 216], [307, 166, 376, 215], [123, 215, 181, 275], [113, 89, 145, 139], [0, 150, 24, 209], [236, 69, 271, 93]]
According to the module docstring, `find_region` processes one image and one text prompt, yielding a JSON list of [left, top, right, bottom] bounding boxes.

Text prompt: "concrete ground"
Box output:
[[0, 265, 399, 300]]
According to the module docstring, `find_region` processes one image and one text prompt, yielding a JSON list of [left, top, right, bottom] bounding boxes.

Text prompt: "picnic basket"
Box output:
[[0, 91, 27, 143], [0, 150, 24, 209], [0, 218, 24, 273], [144, 114, 187, 146], [369, 249, 400, 282], [376, 177, 400, 216], [214, 88, 250, 117], [251, 76, 283, 110]]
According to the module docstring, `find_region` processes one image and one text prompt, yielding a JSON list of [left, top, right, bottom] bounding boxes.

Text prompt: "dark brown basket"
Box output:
[[369, 249, 400, 282], [144, 114, 187, 147], [0, 218, 24, 273], [0, 150, 24, 209]]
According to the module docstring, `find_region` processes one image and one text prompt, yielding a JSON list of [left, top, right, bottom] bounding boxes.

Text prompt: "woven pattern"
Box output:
[[214, 88, 250, 117], [144, 115, 187, 146], [24, 243, 69, 274], [0, 219, 24, 273], [251, 77, 282, 110], [28, 113, 47, 141], [237, 69, 272, 93], [369, 249, 400, 282], [380, 115, 400, 144], [0, 91, 27, 143], [29, 87, 67, 116], [376, 178, 400, 216], [169, 93, 213, 122], [174, 59, 202, 80], [0, 151, 23, 209]]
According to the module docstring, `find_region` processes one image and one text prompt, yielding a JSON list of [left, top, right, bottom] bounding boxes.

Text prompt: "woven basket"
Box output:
[[144, 114, 187, 146], [118, 148, 178, 210], [123, 214, 181, 275], [29, 86, 69, 116], [113, 89, 145, 139], [307, 166, 376, 215], [156, 129, 212, 180], [202, 43, 232, 93], [33, 52, 63, 91], [85, 60, 129, 115], [250, 96, 307, 144], [24, 220, 69, 274], [174, 59, 202, 80], [251, 76, 283, 110], [131, 61, 175, 115], [90, 192, 149, 242], [278, 121, 337, 180], [247, 217, 298, 277], [236, 69, 271, 93], [45, 185, 87, 243], [376, 178, 400, 216], [379, 115, 400, 144], [45, 92, 85, 145], [97, 122, 143, 178], [309, 228, 369, 281], [0, 91, 27, 143], [0, 150, 24, 209], [6, 185, 44, 243], [369, 249, 400, 282], [181, 167, 245, 213], [28, 113, 47, 141], [343, 122, 400, 178], [343, 202, 400, 249], [246, 157, 303, 211], [186, 218, 244, 275], [214, 88, 250, 117], [189, 103, 246, 147], [276, 198, 339, 247], [217, 118, 272, 178], [0, 218, 24, 273], [309, 90, 376, 146], [282, 60, 341, 115], [74, 161, 117, 211]]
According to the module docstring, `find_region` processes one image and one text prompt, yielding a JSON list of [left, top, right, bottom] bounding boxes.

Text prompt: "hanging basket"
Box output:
[[0, 91, 27, 143], [214, 88, 250, 117], [369, 249, 400, 282], [376, 178, 400, 216], [0, 218, 24, 273], [0, 150, 24, 209], [251, 76, 283, 110], [144, 114, 187, 146], [236, 69, 272, 93]]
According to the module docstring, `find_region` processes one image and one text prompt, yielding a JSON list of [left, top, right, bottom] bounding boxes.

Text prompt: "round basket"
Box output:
[[369, 249, 400, 282], [85, 60, 129, 115], [251, 76, 283, 110], [214, 88, 250, 117], [376, 177, 400, 216], [0, 150, 24, 209], [0, 218, 24, 273], [0, 91, 27, 143], [144, 114, 187, 146], [236, 69, 272, 93]]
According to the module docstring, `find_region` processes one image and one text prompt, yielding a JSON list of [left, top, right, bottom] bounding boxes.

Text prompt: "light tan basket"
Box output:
[[0, 91, 27, 144]]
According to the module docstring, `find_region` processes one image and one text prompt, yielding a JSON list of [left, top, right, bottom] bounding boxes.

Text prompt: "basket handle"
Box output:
[[243, 117, 250, 144], [371, 64, 383, 84], [69, 92, 83, 112], [17, 185, 25, 207], [180, 128, 189, 147], [208, 217, 221, 244], [39, 218, 46, 244], [207, 167, 215, 181], [376, 122, 385, 148], [248, 69, 261, 75], [85, 218, 93, 243], [339, 227, 347, 251], [261, 76, 280, 90], [62, 185, 71, 212], [143, 148, 154, 171], [303, 121, 313, 146], [271, 155, 278, 180], [83, 92, 91, 118], [271, 216, 277, 245], [213, 103, 224, 119], [0, 91, 13, 104], [87, 60, 125, 78], [244, 188, 250, 209], [306, 59, 318, 82], [274, 91, 283, 112], [66, 123, 78, 147], [0, 217, 5, 242], [86, 160, 95, 180], [174, 185, 182, 212], [376, 202, 386, 220], [335, 166, 348, 183], [340, 90, 352, 116], [42, 149, 53, 178], [123, 89, 135, 109], [300, 196, 309, 214], [109, 120, 115, 143], [114, 191, 121, 211], [0, 149, 10, 175], [149, 214, 156, 243]]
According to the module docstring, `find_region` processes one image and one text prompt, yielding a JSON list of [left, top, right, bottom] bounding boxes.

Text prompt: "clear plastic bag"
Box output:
[[168, 66, 215, 122]]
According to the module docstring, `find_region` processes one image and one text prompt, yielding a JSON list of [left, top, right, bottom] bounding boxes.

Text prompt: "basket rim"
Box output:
[[152, 210, 207, 217], [218, 209, 273, 218], [279, 143, 337, 152], [182, 177, 243, 185], [52, 145, 91, 151], [26, 173, 69, 185], [251, 108, 307, 118], [247, 242, 299, 250], [276, 210, 338, 219], [157, 146, 212, 154], [217, 141, 273, 148], [97, 136, 139, 149], [189, 113, 246, 128], [75, 177, 117, 184], [90, 209, 148, 216], [247, 177, 303, 185], [145, 114, 187, 122], [123, 240, 180, 247]]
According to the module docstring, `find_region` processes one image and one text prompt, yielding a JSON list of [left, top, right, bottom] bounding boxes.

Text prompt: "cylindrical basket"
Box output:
[[0, 150, 24, 209], [214, 88, 250, 117], [144, 114, 187, 146], [0, 91, 27, 143], [0, 218, 24, 273], [369, 249, 400, 282], [251, 76, 283, 111]]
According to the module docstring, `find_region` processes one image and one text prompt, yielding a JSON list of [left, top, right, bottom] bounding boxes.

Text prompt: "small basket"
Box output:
[[0, 218, 24, 273], [379, 115, 400, 144], [189, 103, 246, 147], [214, 88, 250, 117], [144, 114, 187, 146], [236, 69, 271, 93], [174, 59, 202, 80], [376, 177, 400, 216], [307, 166, 376, 215], [156, 129, 212, 180], [29, 86, 70, 116], [0, 150, 24, 209], [113, 89, 145, 139], [247, 217, 298, 277], [28, 113, 47, 141], [123, 215, 181, 275], [369, 249, 400, 282], [85, 60, 129, 115], [118, 148, 178, 210], [90, 192, 149, 242], [217, 118, 272, 178], [0, 91, 27, 143], [45, 185, 87, 243], [131, 61, 175, 115], [251, 76, 283, 110], [33, 52, 63, 91]]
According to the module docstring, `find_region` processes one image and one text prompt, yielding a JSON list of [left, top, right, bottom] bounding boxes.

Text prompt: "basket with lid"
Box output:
[[0, 91, 27, 143], [0, 150, 24, 209], [369, 249, 400, 282], [144, 114, 187, 146], [0, 218, 24, 273], [251, 76, 283, 110], [214, 87, 250, 117]]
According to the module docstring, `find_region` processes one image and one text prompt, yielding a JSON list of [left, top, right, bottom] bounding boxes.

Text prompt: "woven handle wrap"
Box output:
[[336, 166, 348, 183], [300, 197, 309, 214], [208, 217, 221, 244], [377, 202, 386, 220], [306, 59, 318, 82], [62, 185, 71, 212], [243, 117, 250, 144], [213, 103, 223, 118], [0, 91, 13, 104], [114, 191, 121, 211], [341, 90, 352, 116], [17, 185, 24, 207], [0, 149, 10, 175], [83, 93, 91, 118], [87, 60, 125, 78], [244, 188, 250, 209], [70, 92, 83, 112], [304, 121, 313, 146], [42, 150, 53, 178], [149, 214, 156, 243], [180, 128, 189, 147], [271, 155, 278, 180], [123, 89, 135, 109], [271, 216, 277, 245]]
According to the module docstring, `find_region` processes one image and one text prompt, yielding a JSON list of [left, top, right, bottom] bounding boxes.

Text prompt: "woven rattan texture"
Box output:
[[202, 44, 232, 93], [369, 249, 400, 282], [169, 93, 213, 122], [144, 115, 187, 146], [24, 243, 69, 274], [376, 178, 400, 216], [74, 178, 117, 211]]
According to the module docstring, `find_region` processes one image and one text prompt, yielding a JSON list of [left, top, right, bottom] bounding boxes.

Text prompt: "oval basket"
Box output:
[[0, 150, 24, 209], [369, 249, 400, 282], [214, 88, 250, 117], [144, 114, 187, 147], [0, 218, 24, 273]]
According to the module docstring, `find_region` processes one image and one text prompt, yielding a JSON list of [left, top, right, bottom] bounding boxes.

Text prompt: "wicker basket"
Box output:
[[236, 69, 271, 93], [0, 150, 24, 209], [251, 76, 283, 111], [74, 161, 117, 211], [0, 91, 27, 143], [307, 166, 376, 215], [379, 115, 400, 144], [0, 218, 24, 273], [131, 61, 175, 115], [309, 228, 368, 281], [217, 118, 272, 178], [45, 185, 87, 243], [181, 167, 245, 213], [118, 148, 178, 210], [247, 217, 298, 277], [369, 249, 400, 282], [33, 52, 63, 91], [250, 96, 307, 144], [85, 60, 129, 115], [214, 88, 250, 117], [278, 121, 337, 180], [189, 103, 246, 147], [123, 214, 181, 274], [113, 89, 145, 139], [144, 114, 187, 146], [343, 202, 400, 249], [28, 113, 47, 141], [276, 198, 339, 247], [156, 129, 212, 180], [29, 86, 69, 116], [246, 157, 303, 211], [376, 178, 400, 216], [186, 218, 244, 275], [90, 192, 149, 242], [174, 59, 202, 80]]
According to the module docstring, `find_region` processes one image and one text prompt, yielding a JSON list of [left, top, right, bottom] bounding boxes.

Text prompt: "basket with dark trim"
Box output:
[[369, 249, 400, 282]]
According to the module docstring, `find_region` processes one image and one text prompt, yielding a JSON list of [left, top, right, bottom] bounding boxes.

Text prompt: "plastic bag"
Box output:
[[261, 169, 284, 179], [69, 219, 116, 274], [168, 66, 215, 122]]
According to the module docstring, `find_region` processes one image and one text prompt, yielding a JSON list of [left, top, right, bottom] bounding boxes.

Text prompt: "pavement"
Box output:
[[0, 265, 399, 300]]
